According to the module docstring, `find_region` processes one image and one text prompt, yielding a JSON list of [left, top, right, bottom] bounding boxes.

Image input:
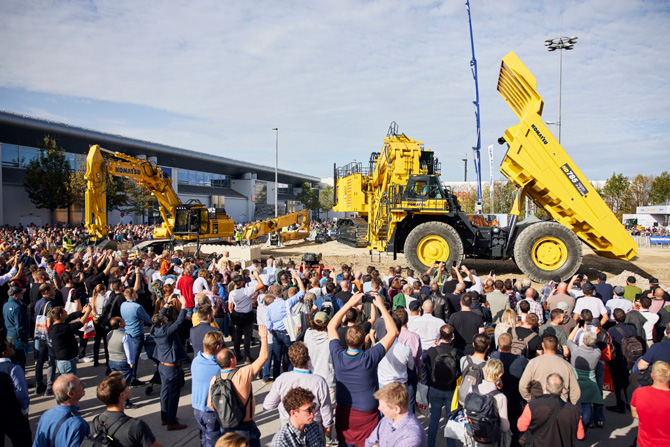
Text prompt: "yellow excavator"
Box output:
[[84, 144, 235, 251], [241, 209, 310, 246], [333, 52, 637, 282]]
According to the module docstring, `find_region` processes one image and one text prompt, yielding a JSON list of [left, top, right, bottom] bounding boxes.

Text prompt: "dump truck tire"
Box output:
[[513, 221, 582, 283], [404, 222, 463, 274]]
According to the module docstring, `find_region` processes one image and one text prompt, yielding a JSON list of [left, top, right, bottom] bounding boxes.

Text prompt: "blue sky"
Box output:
[[1, 0, 668, 182]]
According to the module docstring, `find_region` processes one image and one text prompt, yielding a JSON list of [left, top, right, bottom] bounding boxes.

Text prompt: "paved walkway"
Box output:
[[18, 333, 638, 447]]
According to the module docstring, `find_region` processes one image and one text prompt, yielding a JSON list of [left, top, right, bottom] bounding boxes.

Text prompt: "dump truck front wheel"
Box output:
[[404, 222, 463, 274], [513, 222, 582, 283]]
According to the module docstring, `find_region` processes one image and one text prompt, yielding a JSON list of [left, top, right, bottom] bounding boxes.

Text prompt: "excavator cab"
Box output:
[[404, 175, 444, 200], [173, 205, 209, 236]]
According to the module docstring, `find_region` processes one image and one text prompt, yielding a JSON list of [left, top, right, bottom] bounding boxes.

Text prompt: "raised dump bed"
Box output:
[[497, 51, 637, 260]]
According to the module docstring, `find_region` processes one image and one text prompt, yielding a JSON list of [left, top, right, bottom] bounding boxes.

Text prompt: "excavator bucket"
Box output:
[[497, 51, 637, 260]]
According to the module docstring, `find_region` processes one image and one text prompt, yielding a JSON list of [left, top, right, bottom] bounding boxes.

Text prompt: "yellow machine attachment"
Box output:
[[241, 209, 310, 243], [497, 52, 637, 260]]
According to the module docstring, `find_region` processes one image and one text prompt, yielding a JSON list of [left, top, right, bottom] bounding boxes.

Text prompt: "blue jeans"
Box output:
[[216, 315, 231, 338], [271, 330, 293, 379], [262, 343, 275, 381], [108, 360, 133, 383], [130, 333, 145, 382], [34, 339, 56, 390], [194, 408, 221, 447], [222, 420, 261, 447], [428, 387, 456, 447], [56, 358, 77, 375]]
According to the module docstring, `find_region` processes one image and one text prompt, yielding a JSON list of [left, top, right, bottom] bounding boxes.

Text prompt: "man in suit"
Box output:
[[151, 293, 188, 431]]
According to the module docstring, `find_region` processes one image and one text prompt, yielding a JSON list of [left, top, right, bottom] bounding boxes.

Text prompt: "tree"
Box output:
[[297, 182, 320, 215], [602, 172, 630, 218], [628, 174, 653, 210], [126, 180, 157, 224], [319, 185, 334, 218], [649, 171, 670, 204], [24, 136, 76, 224]]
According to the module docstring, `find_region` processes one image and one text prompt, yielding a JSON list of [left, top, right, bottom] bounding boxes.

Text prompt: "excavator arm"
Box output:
[[242, 209, 310, 242], [84, 144, 181, 241]]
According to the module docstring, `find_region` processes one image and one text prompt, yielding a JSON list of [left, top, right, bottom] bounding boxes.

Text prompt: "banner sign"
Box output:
[[488, 144, 494, 187], [649, 236, 670, 244]]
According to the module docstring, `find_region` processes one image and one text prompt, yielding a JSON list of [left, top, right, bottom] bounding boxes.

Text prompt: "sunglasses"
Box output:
[[297, 404, 316, 414]]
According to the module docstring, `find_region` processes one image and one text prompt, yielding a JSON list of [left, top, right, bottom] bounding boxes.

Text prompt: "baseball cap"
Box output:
[[313, 311, 330, 324], [252, 259, 260, 264], [649, 277, 659, 284], [627, 276, 636, 283], [8, 285, 25, 296], [556, 301, 570, 312], [164, 278, 175, 286], [613, 286, 625, 296]]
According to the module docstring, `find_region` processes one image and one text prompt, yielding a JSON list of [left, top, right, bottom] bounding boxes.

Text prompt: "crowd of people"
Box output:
[[0, 223, 669, 447]]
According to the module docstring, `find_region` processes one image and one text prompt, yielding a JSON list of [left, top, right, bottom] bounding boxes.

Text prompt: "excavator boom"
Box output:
[[242, 209, 310, 242]]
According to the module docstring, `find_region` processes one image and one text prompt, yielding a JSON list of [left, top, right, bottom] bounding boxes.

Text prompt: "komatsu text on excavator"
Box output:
[[84, 145, 235, 251], [333, 52, 637, 283]]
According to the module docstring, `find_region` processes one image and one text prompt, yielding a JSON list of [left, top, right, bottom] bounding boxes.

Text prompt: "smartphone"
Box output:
[[490, 270, 495, 276], [174, 289, 182, 296], [578, 319, 585, 328], [452, 261, 457, 267]]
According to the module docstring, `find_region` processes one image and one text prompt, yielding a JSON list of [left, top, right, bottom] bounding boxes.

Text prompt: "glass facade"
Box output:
[[177, 167, 230, 188], [2, 143, 230, 189], [1, 143, 84, 170]]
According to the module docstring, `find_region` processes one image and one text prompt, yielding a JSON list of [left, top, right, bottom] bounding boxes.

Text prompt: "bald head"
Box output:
[[525, 288, 536, 299], [655, 288, 666, 299], [546, 373, 565, 395], [455, 283, 466, 293], [422, 299, 434, 314], [556, 282, 568, 294], [402, 284, 413, 295], [53, 374, 85, 405]]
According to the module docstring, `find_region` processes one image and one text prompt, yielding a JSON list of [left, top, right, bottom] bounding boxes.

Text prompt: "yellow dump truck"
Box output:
[[333, 53, 637, 282]]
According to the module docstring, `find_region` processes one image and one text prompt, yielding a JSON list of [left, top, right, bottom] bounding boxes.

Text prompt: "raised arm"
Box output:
[[373, 294, 399, 352], [253, 270, 264, 292], [328, 292, 363, 341]]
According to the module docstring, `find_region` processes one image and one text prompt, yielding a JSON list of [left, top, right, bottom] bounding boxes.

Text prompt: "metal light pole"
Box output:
[[545, 36, 578, 143], [272, 128, 278, 218], [462, 157, 468, 182]]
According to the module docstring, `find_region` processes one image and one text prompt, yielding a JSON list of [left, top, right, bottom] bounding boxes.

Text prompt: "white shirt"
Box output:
[[640, 310, 659, 341], [192, 277, 210, 294], [407, 313, 444, 351], [263, 266, 276, 284], [466, 275, 482, 293], [605, 298, 633, 320], [229, 280, 257, 313], [573, 296, 608, 318], [308, 287, 323, 297], [377, 340, 414, 386], [574, 324, 597, 346]]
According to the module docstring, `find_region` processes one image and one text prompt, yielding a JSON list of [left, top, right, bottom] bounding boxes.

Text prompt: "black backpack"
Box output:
[[320, 297, 335, 319], [464, 384, 501, 445], [431, 348, 460, 390], [458, 356, 485, 406], [615, 326, 645, 370], [80, 416, 129, 447], [511, 327, 537, 357], [210, 369, 252, 429]]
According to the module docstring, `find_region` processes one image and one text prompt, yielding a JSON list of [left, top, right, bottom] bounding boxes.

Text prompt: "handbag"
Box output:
[[451, 375, 462, 411], [283, 299, 306, 342], [82, 315, 96, 339], [64, 289, 80, 314], [415, 382, 429, 415], [444, 408, 467, 442], [35, 304, 50, 341]]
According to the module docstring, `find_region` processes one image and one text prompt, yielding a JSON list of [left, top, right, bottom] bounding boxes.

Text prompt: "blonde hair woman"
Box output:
[[494, 308, 517, 346]]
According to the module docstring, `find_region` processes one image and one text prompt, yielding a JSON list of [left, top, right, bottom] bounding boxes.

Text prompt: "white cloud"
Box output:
[[0, 0, 668, 182]]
